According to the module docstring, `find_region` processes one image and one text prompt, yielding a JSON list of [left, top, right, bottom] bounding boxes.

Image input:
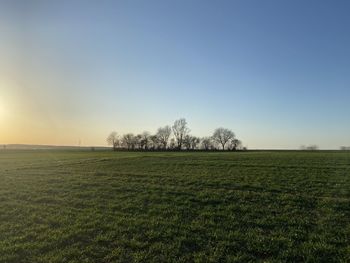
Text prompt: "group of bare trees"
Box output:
[[300, 145, 319, 151], [107, 118, 244, 151]]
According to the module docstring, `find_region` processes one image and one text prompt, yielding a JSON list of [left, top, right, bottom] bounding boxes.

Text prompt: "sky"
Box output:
[[1, 0, 350, 149]]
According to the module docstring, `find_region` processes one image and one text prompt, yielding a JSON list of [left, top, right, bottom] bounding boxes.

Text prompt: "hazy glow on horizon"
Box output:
[[0, 96, 6, 121], [1, 0, 350, 149]]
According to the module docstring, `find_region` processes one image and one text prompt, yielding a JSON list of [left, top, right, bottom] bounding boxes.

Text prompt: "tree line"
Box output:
[[107, 118, 245, 151]]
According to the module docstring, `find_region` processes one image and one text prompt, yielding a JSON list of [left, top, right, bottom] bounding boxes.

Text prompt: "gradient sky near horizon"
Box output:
[[1, 0, 350, 149]]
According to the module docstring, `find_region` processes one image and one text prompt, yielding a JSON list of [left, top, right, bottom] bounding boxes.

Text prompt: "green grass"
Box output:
[[0, 150, 349, 262]]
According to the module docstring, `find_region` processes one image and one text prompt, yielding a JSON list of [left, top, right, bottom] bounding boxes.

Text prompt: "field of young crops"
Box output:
[[0, 150, 349, 262]]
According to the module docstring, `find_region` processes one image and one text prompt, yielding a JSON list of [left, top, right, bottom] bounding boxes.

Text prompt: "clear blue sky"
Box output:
[[1, 0, 350, 149]]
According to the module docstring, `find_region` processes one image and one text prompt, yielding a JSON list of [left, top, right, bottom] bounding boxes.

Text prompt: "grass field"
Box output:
[[0, 150, 349, 262]]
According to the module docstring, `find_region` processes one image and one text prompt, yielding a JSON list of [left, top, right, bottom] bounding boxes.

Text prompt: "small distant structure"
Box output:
[[2, 145, 6, 150]]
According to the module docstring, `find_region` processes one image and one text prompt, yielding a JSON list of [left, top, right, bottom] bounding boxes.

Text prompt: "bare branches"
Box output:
[[106, 131, 119, 151], [172, 118, 190, 150], [107, 118, 244, 151], [157, 126, 172, 149], [212, 128, 235, 150]]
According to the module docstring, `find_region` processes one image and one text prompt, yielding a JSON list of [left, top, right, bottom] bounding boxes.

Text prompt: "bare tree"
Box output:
[[212, 128, 235, 150], [122, 133, 136, 150], [135, 134, 143, 149], [156, 126, 172, 149], [306, 145, 318, 151], [169, 138, 176, 150], [107, 131, 119, 151], [230, 139, 242, 151], [201, 137, 212, 150], [149, 135, 160, 150], [140, 131, 151, 150], [172, 118, 190, 150], [184, 135, 200, 150], [190, 136, 200, 150], [183, 135, 192, 150]]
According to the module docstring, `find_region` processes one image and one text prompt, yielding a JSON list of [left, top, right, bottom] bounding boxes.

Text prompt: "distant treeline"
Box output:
[[300, 145, 350, 151], [107, 118, 245, 151], [340, 146, 350, 151], [300, 145, 319, 151]]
